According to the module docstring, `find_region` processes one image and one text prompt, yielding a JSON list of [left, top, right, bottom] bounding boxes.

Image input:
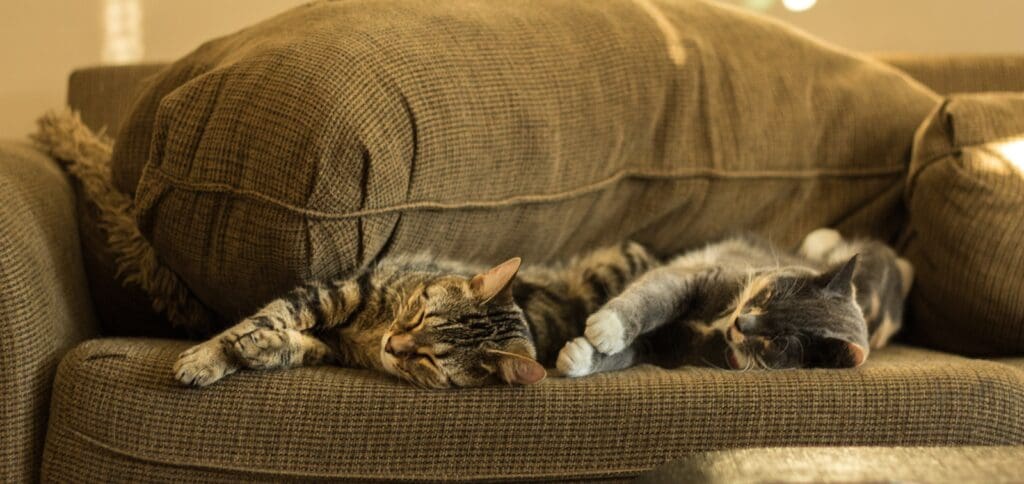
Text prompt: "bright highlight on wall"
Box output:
[[992, 138, 1024, 173], [102, 0, 143, 64], [781, 0, 818, 12], [741, 0, 817, 12]]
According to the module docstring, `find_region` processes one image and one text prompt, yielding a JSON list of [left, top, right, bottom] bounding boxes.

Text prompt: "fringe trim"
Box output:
[[32, 109, 215, 334]]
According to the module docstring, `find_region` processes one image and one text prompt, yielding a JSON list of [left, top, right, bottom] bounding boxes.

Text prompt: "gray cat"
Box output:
[[557, 229, 913, 377]]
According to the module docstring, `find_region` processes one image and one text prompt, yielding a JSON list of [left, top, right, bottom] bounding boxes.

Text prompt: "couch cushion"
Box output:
[[902, 93, 1024, 356], [110, 0, 937, 323], [42, 339, 1024, 482], [639, 446, 1024, 483]]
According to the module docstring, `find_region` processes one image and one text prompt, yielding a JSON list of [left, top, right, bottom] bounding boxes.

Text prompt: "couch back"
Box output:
[[69, 54, 1024, 157]]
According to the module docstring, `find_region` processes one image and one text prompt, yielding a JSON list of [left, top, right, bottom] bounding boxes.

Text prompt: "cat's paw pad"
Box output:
[[800, 228, 843, 260], [557, 337, 596, 377], [585, 310, 627, 355], [173, 343, 235, 387], [231, 329, 287, 369]]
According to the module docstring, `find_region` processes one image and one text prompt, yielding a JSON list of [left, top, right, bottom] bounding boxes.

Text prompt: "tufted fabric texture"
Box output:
[[42, 339, 1024, 482], [639, 446, 1024, 483], [0, 141, 97, 483], [902, 93, 1024, 356], [109, 0, 937, 324]]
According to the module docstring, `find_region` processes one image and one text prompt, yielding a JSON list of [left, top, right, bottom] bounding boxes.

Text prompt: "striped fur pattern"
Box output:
[[557, 229, 913, 377], [174, 242, 658, 388]]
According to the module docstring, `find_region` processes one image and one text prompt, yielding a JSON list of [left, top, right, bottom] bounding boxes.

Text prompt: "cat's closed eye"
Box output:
[[403, 310, 427, 330]]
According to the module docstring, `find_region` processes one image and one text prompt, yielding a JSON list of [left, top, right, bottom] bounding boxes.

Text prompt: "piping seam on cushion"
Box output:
[[139, 164, 907, 221]]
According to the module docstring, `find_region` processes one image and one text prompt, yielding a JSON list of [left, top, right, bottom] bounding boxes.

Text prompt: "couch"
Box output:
[[2, 54, 1023, 483]]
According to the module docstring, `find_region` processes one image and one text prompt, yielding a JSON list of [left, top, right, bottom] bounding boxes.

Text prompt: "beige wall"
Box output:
[[1, 0, 1021, 138], [1, 0, 306, 138]]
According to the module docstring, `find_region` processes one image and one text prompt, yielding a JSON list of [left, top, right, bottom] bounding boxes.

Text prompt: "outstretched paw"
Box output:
[[173, 342, 236, 387], [585, 309, 627, 354], [231, 328, 288, 369], [800, 228, 843, 261], [557, 337, 596, 377]]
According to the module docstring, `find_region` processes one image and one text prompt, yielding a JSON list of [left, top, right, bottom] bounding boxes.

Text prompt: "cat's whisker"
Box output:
[[754, 353, 771, 370]]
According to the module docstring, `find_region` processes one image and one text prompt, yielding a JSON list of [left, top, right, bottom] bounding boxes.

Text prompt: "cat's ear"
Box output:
[[816, 254, 859, 297], [817, 338, 868, 368], [470, 257, 521, 304], [487, 349, 546, 385]]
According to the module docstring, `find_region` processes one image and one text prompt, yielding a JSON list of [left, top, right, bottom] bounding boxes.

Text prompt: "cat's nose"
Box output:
[[386, 333, 416, 355], [736, 314, 757, 332]]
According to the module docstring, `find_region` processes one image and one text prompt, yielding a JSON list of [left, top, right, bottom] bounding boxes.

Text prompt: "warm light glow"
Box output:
[[743, 0, 775, 11], [102, 0, 143, 64], [782, 0, 817, 12], [992, 137, 1024, 171]]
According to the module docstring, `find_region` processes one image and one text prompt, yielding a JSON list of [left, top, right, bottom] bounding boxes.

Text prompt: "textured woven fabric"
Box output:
[[67, 64, 180, 337], [902, 94, 1024, 356], [880, 53, 1024, 95], [639, 446, 1024, 483], [110, 0, 937, 322], [42, 339, 1024, 482], [0, 141, 98, 483], [67, 64, 165, 138], [66, 54, 1024, 338]]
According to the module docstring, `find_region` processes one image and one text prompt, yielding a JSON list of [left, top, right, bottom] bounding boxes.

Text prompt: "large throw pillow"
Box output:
[[902, 93, 1024, 356], [112, 0, 937, 322]]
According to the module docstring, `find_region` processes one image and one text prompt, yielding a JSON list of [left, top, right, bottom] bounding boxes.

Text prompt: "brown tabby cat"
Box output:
[[174, 243, 658, 388]]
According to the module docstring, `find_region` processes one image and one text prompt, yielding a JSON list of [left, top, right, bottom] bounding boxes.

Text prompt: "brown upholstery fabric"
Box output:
[[0, 141, 97, 483], [67, 64, 181, 337], [42, 339, 1024, 482], [63, 52, 1024, 338], [902, 94, 1024, 356], [879, 53, 1024, 95], [639, 446, 1024, 483], [109, 0, 937, 322], [67, 64, 165, 137]]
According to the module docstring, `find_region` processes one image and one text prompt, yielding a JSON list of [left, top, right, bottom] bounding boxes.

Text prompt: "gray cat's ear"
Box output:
[[487, 349, 546, 385], [817, 254, 859, 297], [470, 257, 521, 304]]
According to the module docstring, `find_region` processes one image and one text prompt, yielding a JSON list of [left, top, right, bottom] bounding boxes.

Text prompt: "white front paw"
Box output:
[[800, 228, 842, 260], [557, 337, 595, 377], [173, 342, 236, 387], [585, 309, 627, 355]]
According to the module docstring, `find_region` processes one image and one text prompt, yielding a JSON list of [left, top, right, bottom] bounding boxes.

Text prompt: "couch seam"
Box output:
[[57, 423, 648, 482], [142, 164, 906, 221]]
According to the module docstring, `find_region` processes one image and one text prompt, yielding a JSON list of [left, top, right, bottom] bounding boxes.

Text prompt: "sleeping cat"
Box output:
[[556, 229, 913, 377], [174, 243, 658, 388]]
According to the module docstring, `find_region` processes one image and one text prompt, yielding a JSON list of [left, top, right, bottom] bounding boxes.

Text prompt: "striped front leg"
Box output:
[[174, 276, 366, 387]]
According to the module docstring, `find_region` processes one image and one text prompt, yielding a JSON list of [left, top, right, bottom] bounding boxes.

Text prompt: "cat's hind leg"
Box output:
[[556, 336, 643, 377]]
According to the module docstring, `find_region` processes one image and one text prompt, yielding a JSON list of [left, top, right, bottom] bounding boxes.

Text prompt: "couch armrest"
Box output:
[[0, 140, 97, 483], [877, 53, 1024, 95]]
